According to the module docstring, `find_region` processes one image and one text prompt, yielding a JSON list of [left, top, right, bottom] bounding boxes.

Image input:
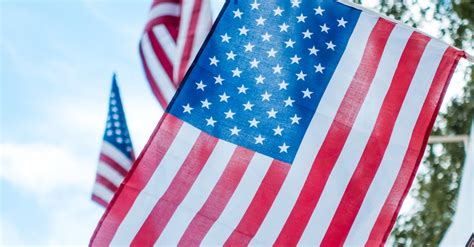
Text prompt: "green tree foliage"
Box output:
[[352, 0, 473, 245]]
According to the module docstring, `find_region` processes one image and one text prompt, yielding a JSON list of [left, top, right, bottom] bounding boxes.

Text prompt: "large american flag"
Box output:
[[139, 0, 212, 108], [92, 75, 135, 207], [91, 0, 466, 245]]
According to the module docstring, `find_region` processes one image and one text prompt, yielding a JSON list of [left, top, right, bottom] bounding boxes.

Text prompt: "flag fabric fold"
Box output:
[[139, 0, 212, 108], [91, 74, 135, 208], [91, 0, 467, 245]]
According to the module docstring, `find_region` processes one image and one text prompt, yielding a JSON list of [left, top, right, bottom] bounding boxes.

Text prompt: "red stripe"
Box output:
[[274, 19, 395, 246], [139, 42, 169, 108], [321, 32, 430, 246], [96, 174, 119, 193], [225, 160, 290, 246], [177, 0, 203, 83], [366, 47, 461, 245], [145, 16, 179, 38], [177, 147, 255, 246], [90, 114, 183, 246], [147, 30, 174, 80], [99, 153, 128, 177], [92, 194, 109, 208], [130, 132, 219, 246], [151, 0, 179, 9]]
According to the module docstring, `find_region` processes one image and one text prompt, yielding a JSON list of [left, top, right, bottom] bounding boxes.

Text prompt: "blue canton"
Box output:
[[103, 74, 134, 158], [169, 0, 361, 163]]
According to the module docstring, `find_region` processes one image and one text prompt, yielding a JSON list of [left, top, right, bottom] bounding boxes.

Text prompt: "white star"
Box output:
[[243, 101, 254, 111], [273, 7, 284, 16], [326, 41, 336, 50], [314, 63, 325, 73], [285, 39, 296, 48], [302, 29, 313, 39], [291, 0, 301, 8], [320, 23, 330, 33], [284, 97, 295, 107], [279, 22, 289, 32], [230, 126, 241, 136], [314, 6, 325, 15], [279, 143, 290, 153], [250, 58, 260, 68], [255, 74, 265, 84], [278, 80, 289, 90], [302, 88, 314, 98], [254, 135, 265, 145], [219, 92, 230, 102], [201, 98, 212, 109], [206, 117, 217, 127], [249, 118, 260, 128], [196, 80, 206, 91], [296, 13, 307, 23], [256, 16, 266, 26], [290, 55, 301, 64], [232, 67, 242, 77], [238, 26, 249, 35], [237, 84, 248, 94], [337, 17, 348, 27], [267, 108, 278, 118], [209, 56, 219, 66], [250, 0, 260, 10], [261, 91, 272, 101], [296, 71, 307, 81], [272, 64, 283, 74], [221, 33, 231, 43], [182, 104, 193, 114], [244, 42, 255, 52], [267, 48, 277, 57], [261, 32, 272, 42], [273, 126, 284, 136], [224, 109, 235, 119], [226, 51, 236, 60], [290, 114, 301, 125], [233, 8, 243, 18], [214, 75, 224, 85], [309, 46, 319, 56]]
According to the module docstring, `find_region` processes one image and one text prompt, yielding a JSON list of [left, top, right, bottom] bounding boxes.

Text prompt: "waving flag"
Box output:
[[92, 74, 135, 207], [140, 0, 212, 108], [91, 0, 467, 245]]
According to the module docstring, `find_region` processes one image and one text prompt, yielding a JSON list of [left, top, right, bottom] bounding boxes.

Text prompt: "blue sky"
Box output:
[[0, 0, 469, 245]]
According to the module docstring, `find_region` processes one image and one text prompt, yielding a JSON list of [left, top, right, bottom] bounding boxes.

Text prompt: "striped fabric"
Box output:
[[92, 75, 135, 207], [139, 0, 212, 108], [91, 1, 466, 245]]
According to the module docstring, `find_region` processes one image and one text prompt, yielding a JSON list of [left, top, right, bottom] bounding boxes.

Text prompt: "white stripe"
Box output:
[[110, 122, 199, 245], [174, 0, 194, 82], [298, 25, 413, 245], [201, 153, 274, 245], [92, 183, 114, 203], [148, 2, 180, 20], [152, 25, 177, 67], [96, 161, 124, 187], [345, 39, 448, 245], [155, 140, 237, 246], [250, 12, 378, 245], [188, 0, 211, 70], [141, 34, 176, 103], [101, 141, 132, 170]]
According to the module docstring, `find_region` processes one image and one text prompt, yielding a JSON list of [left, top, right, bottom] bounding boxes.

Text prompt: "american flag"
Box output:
[[91, 0, 466, 245], [92, 74, 135, 207], [139, 0, 212, 108]]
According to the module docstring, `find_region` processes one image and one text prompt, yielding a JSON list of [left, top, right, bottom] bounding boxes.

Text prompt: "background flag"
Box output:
[[92, 74, 135, 207], [91, 0, 467, 245], [140, 0, 212, 108]]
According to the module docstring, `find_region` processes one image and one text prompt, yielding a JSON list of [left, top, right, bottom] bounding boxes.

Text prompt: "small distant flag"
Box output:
[[92, 74, 135, 207], [91, 0, 468, 246], [139, 0, 213, 108]]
